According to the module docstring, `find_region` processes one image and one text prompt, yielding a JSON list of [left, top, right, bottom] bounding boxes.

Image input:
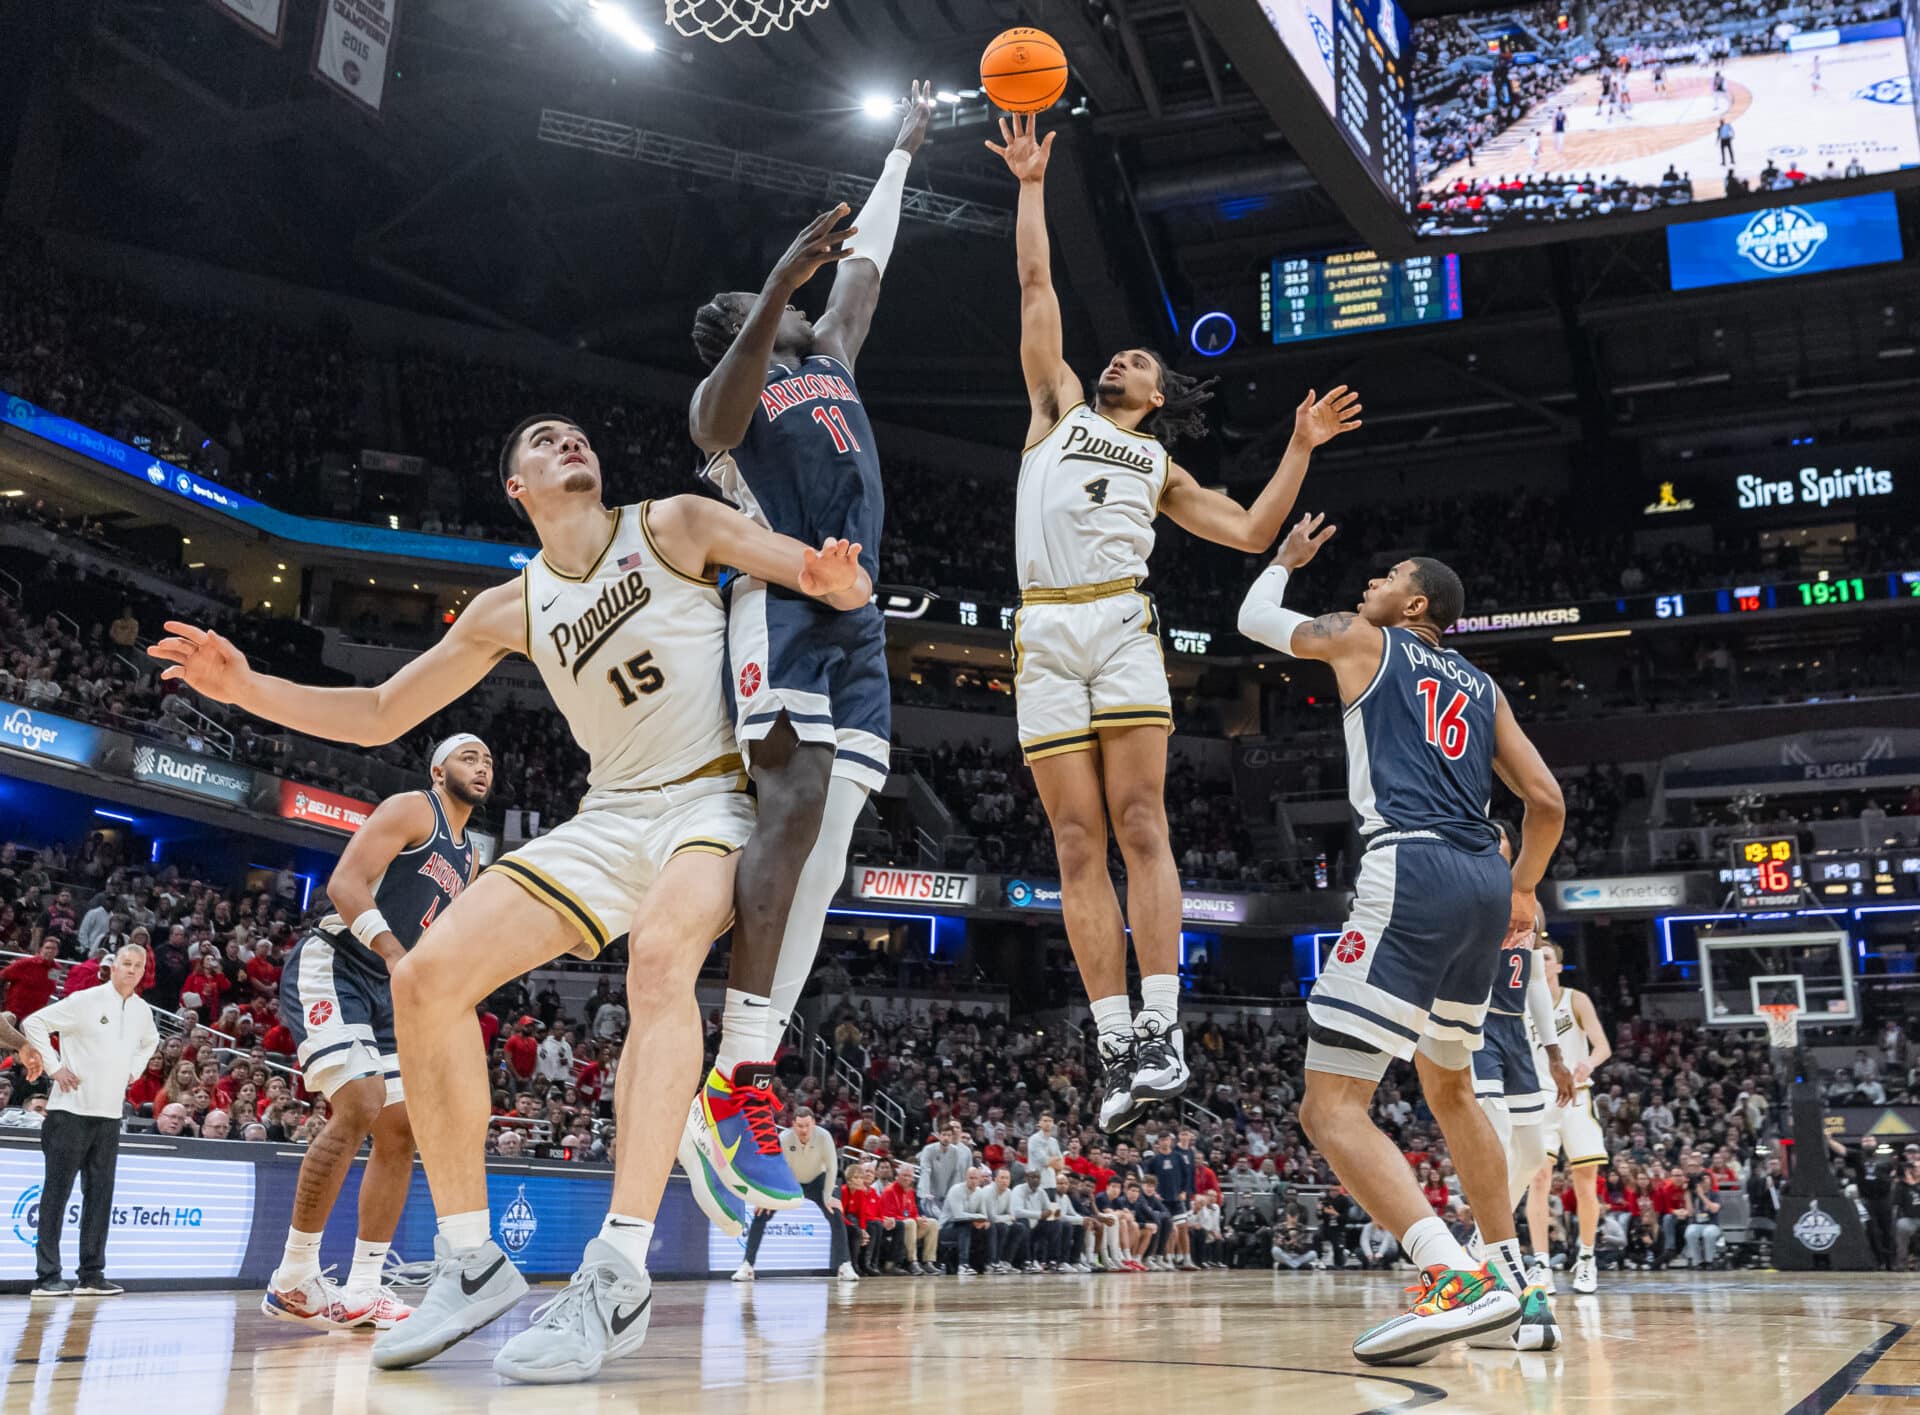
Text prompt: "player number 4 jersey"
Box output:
[[521, 502, 740, 802], [1016, 403, 1169, 591]]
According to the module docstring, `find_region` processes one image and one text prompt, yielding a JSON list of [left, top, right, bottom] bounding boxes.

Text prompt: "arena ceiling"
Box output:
[[3, 0, 1916, 467]]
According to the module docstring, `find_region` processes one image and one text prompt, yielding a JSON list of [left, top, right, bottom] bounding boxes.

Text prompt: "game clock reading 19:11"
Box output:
[[1797, 577, 1866, 607]]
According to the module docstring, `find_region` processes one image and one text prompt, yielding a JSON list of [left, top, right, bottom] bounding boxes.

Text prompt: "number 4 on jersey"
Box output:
[[1083, 477, 1111, 506], [1415, 677, 1470, 760]]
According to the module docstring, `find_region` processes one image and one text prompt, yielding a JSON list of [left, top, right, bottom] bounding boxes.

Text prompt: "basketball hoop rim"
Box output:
[[1759, 1001, 1801, 1048]]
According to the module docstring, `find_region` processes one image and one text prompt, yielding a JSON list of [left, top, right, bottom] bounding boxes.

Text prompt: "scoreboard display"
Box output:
[[1260, 249, 1463, 344], [1726, 836, 1802, 909]]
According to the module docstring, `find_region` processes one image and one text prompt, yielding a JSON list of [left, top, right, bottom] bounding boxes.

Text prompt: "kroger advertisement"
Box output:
[[1667, 193, 1903, 292], [1, 392, 534, 572], [0, 1151, 255, 1281], [0, 702, 105, 769]]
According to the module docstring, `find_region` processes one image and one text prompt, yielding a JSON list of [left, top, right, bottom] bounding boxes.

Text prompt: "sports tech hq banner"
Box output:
[[312, 0, 399, 116]]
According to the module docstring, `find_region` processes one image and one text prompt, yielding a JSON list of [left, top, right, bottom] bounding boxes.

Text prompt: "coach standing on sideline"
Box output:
[[22, 943, 159, 1298]]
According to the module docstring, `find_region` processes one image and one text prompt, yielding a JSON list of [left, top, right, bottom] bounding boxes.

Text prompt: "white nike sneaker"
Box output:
[[731, 1263, 755, 1283], [372, 1238, 528, 1370], [1571, 1254, 1597, 1294], [1526, 1255, 1556, 1295], [836, 1262, 861, 1282], [492, 1238, 652, 1385], [1097, 1045, 1148, 1135]]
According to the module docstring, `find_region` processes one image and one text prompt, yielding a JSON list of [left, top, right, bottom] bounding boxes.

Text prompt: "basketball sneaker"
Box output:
[[1354, 1265, 1520, 1366], [347, 1289, 414, 1330], [699, 1062, 803, 1209], [1128, 1021, 1189, 1103], [1096, 1045, 1149, 1135], [492, 1238, 652, 1385], [262, 1272, 375, 1332], [678, 1102, 750, 1237], [1526, 1253, 1556, 1295], [370, 1237, 528, 1370], [1571, 1252, 1597, 1294], [1513, 1283, 1562, 1351]]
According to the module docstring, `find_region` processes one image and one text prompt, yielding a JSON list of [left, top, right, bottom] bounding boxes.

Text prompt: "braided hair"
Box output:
[[692, 296, 746, 370], [1137, 348, 1218, 447]]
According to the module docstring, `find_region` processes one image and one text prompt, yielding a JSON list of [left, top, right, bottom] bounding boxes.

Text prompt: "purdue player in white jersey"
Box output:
[[990, 112, 1361, 1130], [150, 414, 869, 1386], [1525, 939, 1613, 1294]]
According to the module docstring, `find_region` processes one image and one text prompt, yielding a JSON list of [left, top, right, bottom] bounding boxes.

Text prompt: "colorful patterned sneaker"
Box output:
[[1513, 1283, 1563, 1351], [1354, 1264, 1520, 1366], [679, 1098, 750, 1236], [262, 1272, 375, 1332], [699, 1062, 802, 1209], [346, 1287, 414, 1330]]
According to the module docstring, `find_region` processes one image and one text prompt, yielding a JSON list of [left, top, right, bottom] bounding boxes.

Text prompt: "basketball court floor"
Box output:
[[1423, 43, 1919, 201], [2, 1270, 1913, 1414]]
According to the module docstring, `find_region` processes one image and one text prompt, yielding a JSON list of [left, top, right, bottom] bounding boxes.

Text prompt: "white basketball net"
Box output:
[[665, 0, 828, 42], [1759, 1002, 1801, 1051]]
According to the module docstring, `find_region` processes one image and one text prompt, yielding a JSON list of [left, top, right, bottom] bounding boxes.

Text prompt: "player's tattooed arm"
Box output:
[[1299, 612, 1358, 640]]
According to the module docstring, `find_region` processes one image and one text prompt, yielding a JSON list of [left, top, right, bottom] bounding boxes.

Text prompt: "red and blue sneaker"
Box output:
[[699, 1062, 802, 1210], [679, 1096, 750, 1236]]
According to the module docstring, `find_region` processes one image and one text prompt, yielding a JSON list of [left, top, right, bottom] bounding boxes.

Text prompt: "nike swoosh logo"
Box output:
[[540, 595, 560, 611], [610, 1293, 651, 1335], [460, 1254, 509, 1296], [1120, 611, 1142, 626]]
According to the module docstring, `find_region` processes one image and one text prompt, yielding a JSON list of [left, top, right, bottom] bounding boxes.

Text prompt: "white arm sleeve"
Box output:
[[1237, 564, 1314, 654], [843, 149, 911, 277], [1526, 950, 1558, 1052]]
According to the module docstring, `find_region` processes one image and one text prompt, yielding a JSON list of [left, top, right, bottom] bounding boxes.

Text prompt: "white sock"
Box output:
[[715, 988, 772, 1075], [346, 1238, 388, 1294], [438, 1209, 491, 1254], [273, 1227, 322, 1287], [598, 1213, 654, 1271], [1402, 1215, 1474, 1274], [767, 779, 867, 1039], [1136, 974, 1180, 1032], [1487, 1236, 1529, 1294], [1578, 1243, 1594, 1259], [1091, 995, 1133, 1058]]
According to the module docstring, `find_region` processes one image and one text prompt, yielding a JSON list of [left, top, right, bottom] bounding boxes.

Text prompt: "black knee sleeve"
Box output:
[[1308, 1022, 1384, 1056]]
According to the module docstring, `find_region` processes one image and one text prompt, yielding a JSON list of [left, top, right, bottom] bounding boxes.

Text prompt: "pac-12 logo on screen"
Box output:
[[1333, 930, 1368, 965], [499, 1185, 538, 1254], [1853, 74, 1911, 105], [1735, 206, 1830, 274]]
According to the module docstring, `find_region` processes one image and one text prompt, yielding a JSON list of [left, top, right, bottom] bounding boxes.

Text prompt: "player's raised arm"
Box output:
[[1161, 387, 1362, 552], [986, 113, 1080, 439], [1235, 512, 1385, 698], [689, 205, 859, 454], [1491, 690, 1566, 940], [322, 793, 439, 972], [813, 81, 933, 370], [147, 581, 523, 747], [1570, 988, 1613, 1079], [646, 495, 872, 611]]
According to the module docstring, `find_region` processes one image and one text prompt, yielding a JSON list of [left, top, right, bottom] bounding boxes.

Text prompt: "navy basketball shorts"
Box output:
[[1473, 1011, 1549, 1123], [281, 931, 402, 1106], [724, 580, 891, 793], [1305, 835, 1510, 1084]]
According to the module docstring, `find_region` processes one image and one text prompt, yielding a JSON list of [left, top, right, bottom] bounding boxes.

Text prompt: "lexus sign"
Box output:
[[1552, 875, 1689, 913], [848, 868, 977, 907]]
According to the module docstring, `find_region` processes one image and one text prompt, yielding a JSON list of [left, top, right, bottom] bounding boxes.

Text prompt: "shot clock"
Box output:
[[1729, 836, 1801, 907]]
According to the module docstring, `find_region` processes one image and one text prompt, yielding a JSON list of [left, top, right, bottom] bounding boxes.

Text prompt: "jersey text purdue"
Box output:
[[550, 569, 652, 677]]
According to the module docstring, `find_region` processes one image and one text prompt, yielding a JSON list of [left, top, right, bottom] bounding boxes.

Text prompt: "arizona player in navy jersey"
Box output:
[[264, 734, 490, 1334], [1238, 514, 1568, 1366], [682, 83, 932, 1210]]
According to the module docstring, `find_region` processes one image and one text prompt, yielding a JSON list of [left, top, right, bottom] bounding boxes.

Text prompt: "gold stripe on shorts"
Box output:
[[489, 857, 610, 958], [1020, 577, 1138, 606]]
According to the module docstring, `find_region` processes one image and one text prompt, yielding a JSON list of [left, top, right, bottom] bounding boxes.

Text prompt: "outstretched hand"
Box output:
[[1293, 385, 1364, 448], [18, 1044, 42, 1083], [1274, 512, 1338, 572], [799, 537, 865, 599], [147, 622, 252, 704], [770, 205, 858, 295], [894, 80, 935, 156], [984, 112, 1054, 183]]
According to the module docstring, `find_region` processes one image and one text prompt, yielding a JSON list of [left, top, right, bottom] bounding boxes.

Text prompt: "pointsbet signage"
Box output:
[[849, 868, 977, 906]]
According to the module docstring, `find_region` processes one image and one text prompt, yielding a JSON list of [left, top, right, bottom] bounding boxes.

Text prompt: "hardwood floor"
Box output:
[[1, 1269, 1913, 1414]]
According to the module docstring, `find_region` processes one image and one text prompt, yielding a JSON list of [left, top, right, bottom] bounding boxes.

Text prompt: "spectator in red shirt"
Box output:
[[573, 1042, 605, 1107], [126, 1054, 169, 1113], [0, 937, 61, 1020], [1419, 1162, 1450, 1216], [261, 1019, 295, 1056], [503, 1018, 539, 1089], [244, 943, 281, 1001], [878, 1160, 940, 1273], [841, 1163, 881, 1271], [477, 1007, 501, 1054], [61, 948, 110, 998], [182, 952, 229, 1016], [1194, 1157, 1221, 1204]]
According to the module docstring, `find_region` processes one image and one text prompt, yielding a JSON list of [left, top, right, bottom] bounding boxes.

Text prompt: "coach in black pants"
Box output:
[[22, 944, 159, 1297]]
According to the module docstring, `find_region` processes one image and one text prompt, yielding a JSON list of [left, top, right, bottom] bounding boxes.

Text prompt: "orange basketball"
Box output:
[[980, 27, 1068, 114]]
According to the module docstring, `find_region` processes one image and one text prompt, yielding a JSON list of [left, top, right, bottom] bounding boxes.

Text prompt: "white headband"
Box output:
[[432, 733, 487, 771]]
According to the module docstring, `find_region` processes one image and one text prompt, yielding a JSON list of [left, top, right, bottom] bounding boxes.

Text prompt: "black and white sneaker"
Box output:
[[31, 1278, 71, 1298], [71, 1278, 124, 1297], [1097, 1045, 1149, 1134], [1129, 1021, 1189, 1102]]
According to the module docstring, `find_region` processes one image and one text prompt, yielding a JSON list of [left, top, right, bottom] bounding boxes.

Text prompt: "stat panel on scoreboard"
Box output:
[[1261, 249, 1462, 343]]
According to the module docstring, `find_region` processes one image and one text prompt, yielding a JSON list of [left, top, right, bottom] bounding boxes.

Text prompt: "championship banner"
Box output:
[[208, 0, 287, 44], [278, 780, 376, 834], [311, 0, 399, 116]]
